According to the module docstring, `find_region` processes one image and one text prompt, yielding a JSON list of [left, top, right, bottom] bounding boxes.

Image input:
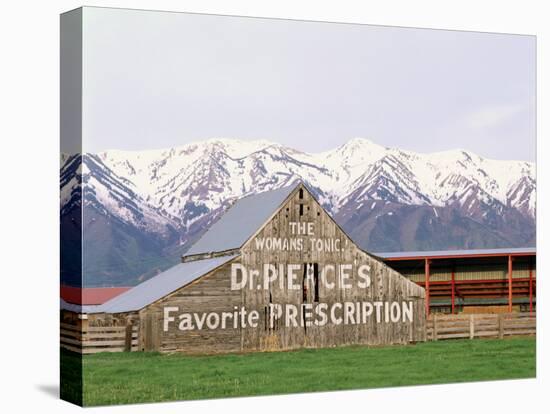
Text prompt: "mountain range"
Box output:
[[60, 138, 536, 286]]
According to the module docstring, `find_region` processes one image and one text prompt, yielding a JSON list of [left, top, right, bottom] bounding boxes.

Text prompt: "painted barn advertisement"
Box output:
[[60, 6, 535, 407], [152, 184, 425, 353]]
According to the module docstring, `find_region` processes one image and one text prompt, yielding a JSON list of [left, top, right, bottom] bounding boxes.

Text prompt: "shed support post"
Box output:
[[529, 261, 533, 315], [425, 258, 430, 317], [508, 255, 513, 313]]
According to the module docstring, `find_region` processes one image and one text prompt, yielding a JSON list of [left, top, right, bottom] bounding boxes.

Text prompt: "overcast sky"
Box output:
[[82, 7, 535, 161]]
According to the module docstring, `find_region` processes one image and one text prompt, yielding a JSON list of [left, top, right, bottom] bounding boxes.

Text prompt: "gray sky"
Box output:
[[82, 7, 535, 161]]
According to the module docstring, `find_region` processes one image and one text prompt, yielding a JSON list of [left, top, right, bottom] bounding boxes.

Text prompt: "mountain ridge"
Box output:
[[60, 137, 535, 286]]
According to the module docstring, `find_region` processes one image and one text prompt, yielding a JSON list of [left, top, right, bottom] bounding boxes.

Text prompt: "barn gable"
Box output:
[[237, 182, 425, 295], [242, 183, 361, 252], [183, 182, 300, 261], [183, 181, 392, 267], [239, 182, 383, 266]]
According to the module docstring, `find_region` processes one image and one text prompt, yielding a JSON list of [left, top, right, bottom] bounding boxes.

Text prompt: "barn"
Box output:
[[61, 182, 426, 354]]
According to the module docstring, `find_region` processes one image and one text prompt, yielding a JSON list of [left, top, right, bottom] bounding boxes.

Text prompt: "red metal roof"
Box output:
[[376, 247, 536, 261], [60, 285, 131, 305]]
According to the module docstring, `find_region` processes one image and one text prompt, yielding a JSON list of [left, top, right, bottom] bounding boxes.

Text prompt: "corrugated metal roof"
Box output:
[[185, 183, 299, 257], [88, 255, 238, 314], [376, 247, 536, 260], [60, 298, 101, 313]]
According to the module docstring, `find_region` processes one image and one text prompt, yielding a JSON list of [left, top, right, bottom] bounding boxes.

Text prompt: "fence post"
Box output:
[[469, 314, 475, 339], [498, 314, 504, 339], [433, 314, 438, 341], [79, 314, 89, 353]]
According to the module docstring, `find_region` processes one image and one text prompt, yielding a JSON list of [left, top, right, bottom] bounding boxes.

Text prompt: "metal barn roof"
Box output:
[[86, 255, 238, 314], [184, 183, 299, 257], [376, 247, 536, 261], [60, 298, 102, 313]]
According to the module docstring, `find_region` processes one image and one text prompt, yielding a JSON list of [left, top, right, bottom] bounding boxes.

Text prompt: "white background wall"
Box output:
[[0, 1, 547, 413]]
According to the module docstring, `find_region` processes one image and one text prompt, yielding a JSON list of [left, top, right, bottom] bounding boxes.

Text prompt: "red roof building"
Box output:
[[377, 248, 536, 315], [60, 285, 131, 306]]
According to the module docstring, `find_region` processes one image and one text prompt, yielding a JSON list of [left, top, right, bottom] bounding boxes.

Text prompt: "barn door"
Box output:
[[143, 311, 161, 352]]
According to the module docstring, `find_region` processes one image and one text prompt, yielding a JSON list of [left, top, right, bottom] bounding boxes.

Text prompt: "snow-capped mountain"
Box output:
[[60, 138, 535, 286], [92, 137, 535, 218]]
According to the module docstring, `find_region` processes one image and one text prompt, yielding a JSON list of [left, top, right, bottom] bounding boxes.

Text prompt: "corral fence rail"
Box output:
[[427, 312, 536, 341], [60, 322, 139, 354]]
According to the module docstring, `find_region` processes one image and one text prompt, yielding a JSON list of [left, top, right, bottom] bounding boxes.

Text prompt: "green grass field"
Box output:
[[61, 337, 535, 406]]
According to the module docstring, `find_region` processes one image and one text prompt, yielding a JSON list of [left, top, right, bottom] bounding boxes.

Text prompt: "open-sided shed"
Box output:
[[379, 248, 536, 314]]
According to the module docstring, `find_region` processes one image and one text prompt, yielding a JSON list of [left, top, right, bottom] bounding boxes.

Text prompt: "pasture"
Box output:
[[60, 337, 535, 406]]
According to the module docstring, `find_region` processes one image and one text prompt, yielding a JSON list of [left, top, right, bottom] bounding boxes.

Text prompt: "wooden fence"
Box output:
[[427, 312, 536, 341], [60, 323, 139, 354]]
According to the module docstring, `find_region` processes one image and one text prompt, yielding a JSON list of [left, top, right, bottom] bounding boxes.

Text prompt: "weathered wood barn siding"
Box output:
[[138, 184, 425, 354], [139, 262, 242, 353]]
